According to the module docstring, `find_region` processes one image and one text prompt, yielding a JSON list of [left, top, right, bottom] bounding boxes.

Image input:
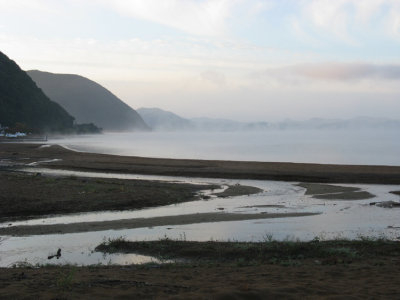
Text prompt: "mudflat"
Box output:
[[2, 143, 400, 183]]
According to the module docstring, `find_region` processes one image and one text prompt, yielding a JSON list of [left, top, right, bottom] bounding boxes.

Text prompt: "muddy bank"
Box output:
[[0, 212, 318, 236], [0, 171, 218, 222], [96, 239, 400, 263], [2, 143, 400, 184], [298, 183, 375, 200], [2, 240, 400, 299]]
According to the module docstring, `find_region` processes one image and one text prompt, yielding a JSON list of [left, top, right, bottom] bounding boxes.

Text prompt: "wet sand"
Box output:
[[2, 143, 400, 184], [0, 212, 318, 236]]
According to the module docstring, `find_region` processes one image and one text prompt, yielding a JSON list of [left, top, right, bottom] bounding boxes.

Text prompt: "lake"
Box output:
[[52, 129, 400, 166]]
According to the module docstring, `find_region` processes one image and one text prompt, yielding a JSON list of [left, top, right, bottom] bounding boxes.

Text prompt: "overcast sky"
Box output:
[[1, 0, 400, 121]]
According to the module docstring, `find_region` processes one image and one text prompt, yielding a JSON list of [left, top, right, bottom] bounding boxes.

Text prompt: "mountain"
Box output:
[[0, 51, 74, 132], [137, 107, 400, 132], [137, 107, 193, 131], [191, 117, 270, 131], [271, 117, 400, 130], [137, 107, 269, 131], [27, 70, 149, 131]]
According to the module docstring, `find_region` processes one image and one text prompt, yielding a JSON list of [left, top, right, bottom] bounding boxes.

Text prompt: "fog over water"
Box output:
[[54, 128, 400, 166]]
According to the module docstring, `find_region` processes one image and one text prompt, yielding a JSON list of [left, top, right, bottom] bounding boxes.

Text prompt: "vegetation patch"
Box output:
[[298, 183, 375, 200], [0, 171, 218, 221], [212, 184, 263, 198], [95, 237, 400, 265]]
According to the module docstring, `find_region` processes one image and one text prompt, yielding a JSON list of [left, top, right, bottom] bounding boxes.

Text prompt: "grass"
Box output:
[[56, 267, 77, 291], [0, 171, 219, 221], [95, 235, 400, 266]]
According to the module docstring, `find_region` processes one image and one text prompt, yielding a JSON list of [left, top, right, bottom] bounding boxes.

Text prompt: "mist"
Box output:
[[135, 107, 400, 132], [53, 127, 400, 166]]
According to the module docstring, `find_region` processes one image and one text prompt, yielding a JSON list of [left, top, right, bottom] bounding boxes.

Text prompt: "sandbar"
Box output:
[[0, 212, 318, 236], [297, 183, 375, 200]]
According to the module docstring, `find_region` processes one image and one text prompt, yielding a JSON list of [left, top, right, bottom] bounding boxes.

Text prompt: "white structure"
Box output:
[[5, 132, 27, 138]]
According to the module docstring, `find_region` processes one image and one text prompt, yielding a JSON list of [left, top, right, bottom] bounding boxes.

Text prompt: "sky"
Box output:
[[1, 0, 400, 122]]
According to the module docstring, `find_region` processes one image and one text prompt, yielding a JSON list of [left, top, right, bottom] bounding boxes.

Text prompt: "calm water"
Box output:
[[52, 129, 400, 166]]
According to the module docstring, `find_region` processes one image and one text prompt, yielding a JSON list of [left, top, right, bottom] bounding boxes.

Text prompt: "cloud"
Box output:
[[253, 63, 400, 87], [291, 63, 400, 80], [387, 5, 400, 40], [297, 0, 400, 43], [0, 0, 61, 15], [304, 0, 353, 41], [97, 0, 237, 37], [200, 70, 226, 86]]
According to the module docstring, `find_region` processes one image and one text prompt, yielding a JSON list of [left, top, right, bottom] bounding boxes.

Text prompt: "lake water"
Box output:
[[51, 129, 400, 166]]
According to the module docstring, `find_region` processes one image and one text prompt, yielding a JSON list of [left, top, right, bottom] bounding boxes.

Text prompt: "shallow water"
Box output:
[[1, 169, 400, 267], [0, 232, 165, 267]]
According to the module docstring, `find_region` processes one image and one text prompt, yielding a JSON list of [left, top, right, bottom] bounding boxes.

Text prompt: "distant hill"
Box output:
[[28, 70, 149, 131], [0, 51, 74, 132], [191, 117, 269, 131], [137, 107, 400, 132], [270, 117, 400, 130], [137, 107, 269, 131], [137, 107, 194, 131]]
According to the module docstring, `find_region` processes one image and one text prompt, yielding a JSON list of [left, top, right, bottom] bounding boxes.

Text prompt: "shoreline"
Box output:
[[2, 142, 400, 184]]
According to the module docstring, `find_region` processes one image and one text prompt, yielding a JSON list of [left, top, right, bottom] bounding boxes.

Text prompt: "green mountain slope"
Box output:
[[27, 70, 149, 131], [0, 52, 74, 132]]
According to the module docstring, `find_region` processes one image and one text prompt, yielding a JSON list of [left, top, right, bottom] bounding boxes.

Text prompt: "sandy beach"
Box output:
[[2, 142, 400, 183]]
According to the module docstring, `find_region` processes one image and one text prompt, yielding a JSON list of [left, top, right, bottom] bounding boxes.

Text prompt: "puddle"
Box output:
[[1, 168, 400, 267]]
